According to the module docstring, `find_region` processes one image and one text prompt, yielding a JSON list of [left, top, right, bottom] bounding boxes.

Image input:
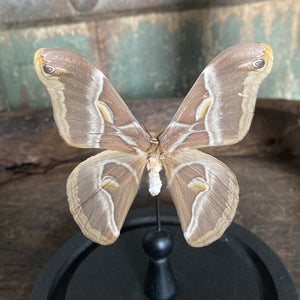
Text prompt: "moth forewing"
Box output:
[[67, 150, 147, 245], [163, 149, 239, 247], [159, 43, 273, 152], [34, 48, 150, 153]]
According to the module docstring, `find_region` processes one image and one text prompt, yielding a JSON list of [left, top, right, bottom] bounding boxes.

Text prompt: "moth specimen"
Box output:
[[34, 43, 273, 247]]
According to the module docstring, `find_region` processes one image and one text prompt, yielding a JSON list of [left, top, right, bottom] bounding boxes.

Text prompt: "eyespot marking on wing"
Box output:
[[43, 64, 55, 74], [97, 101, 114, 124], [188, 177, 209, 192], [252, 59, 265, 69], [101, 175, 119, 189], [34, 49, 67, 76], [195, 97, 212, 121], [238, 43, 273, 71]]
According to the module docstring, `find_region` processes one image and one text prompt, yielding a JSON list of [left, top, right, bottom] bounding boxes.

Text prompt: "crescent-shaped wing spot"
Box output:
[[97, 101, 114, 124], [101, 175, 119, 189], [188, 177, 209, 192], [195, 97, 212, 121]]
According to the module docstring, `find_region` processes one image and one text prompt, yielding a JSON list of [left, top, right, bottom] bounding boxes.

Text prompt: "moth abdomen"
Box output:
[[146, 137, 164, 196]]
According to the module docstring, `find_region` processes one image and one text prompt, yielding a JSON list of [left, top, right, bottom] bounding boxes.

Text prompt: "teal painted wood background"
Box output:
[[0, 0, 299, 111]]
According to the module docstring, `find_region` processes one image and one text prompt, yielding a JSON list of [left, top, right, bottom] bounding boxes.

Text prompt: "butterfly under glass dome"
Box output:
[[34, 43, 273, 247]]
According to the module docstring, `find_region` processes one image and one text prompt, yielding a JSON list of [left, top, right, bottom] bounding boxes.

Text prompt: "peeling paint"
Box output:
[[103, 1, 300, 101], [0, 0, 299, 111], [0, 22, 97, 110], [107, 20, 203, 100]]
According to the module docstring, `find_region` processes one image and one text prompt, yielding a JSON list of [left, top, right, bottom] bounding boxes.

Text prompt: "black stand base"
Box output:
[[30, 208, 297, 300], [143, 230, 176, 299]]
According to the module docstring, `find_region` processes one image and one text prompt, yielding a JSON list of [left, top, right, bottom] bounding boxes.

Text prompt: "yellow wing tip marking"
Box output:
[[195, 98, 212, 121], [101, 175, 119, 189], [262, 43, 273, 61], [188, 177, 209, 192], [97, 101, 114, 124], [34, 49, 45, 80], [33, 48, 44, 65], [238, 43, 273, 71], [33, 48, 67, 76], [261, 43, 273, 76]]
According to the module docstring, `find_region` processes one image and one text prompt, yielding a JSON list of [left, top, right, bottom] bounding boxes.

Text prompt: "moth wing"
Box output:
[[67, 150, 146, 245], [34, 48, 149, 153], [163, 149, 239, 247], [159, 43, 273, 152]]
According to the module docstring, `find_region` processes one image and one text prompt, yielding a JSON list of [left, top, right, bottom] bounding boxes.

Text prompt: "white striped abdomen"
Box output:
[[147, 156, 162, 196]]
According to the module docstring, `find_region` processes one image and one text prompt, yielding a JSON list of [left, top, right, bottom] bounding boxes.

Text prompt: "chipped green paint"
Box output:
[[268, 11, 294, 99], [0, 1, 300, 111], [251, 14, 272, 99], [251, 11, 300, 100], [0, 29, 96, 111], [107, 20, 203, 100], [108, 14, 277, 102], [290, 27, 300, 82], [209, 15, 243, 61], [252, 14, 266, 41]]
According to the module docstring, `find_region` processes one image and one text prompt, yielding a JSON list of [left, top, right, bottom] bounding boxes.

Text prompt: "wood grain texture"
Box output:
[[0, 154, 299, 299], [0, 100, 299, 297], [0, 99, 299, 185]]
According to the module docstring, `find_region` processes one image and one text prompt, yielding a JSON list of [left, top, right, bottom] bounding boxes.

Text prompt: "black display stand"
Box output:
[[143, 196, 176, 299], [30, 207, 297, 300]]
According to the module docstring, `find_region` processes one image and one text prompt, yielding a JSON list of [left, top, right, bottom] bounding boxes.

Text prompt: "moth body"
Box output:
[[147, 137, 164, 196], [147, 156, 162, 196]]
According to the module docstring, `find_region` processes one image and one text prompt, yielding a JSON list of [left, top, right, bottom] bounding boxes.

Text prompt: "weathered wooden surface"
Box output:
[[0, 0, 269, 27], [0, 0, 300, 111], [0, 97, 299, 299], [0, 98, 299, 184], [0, 155, 299, 300]]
